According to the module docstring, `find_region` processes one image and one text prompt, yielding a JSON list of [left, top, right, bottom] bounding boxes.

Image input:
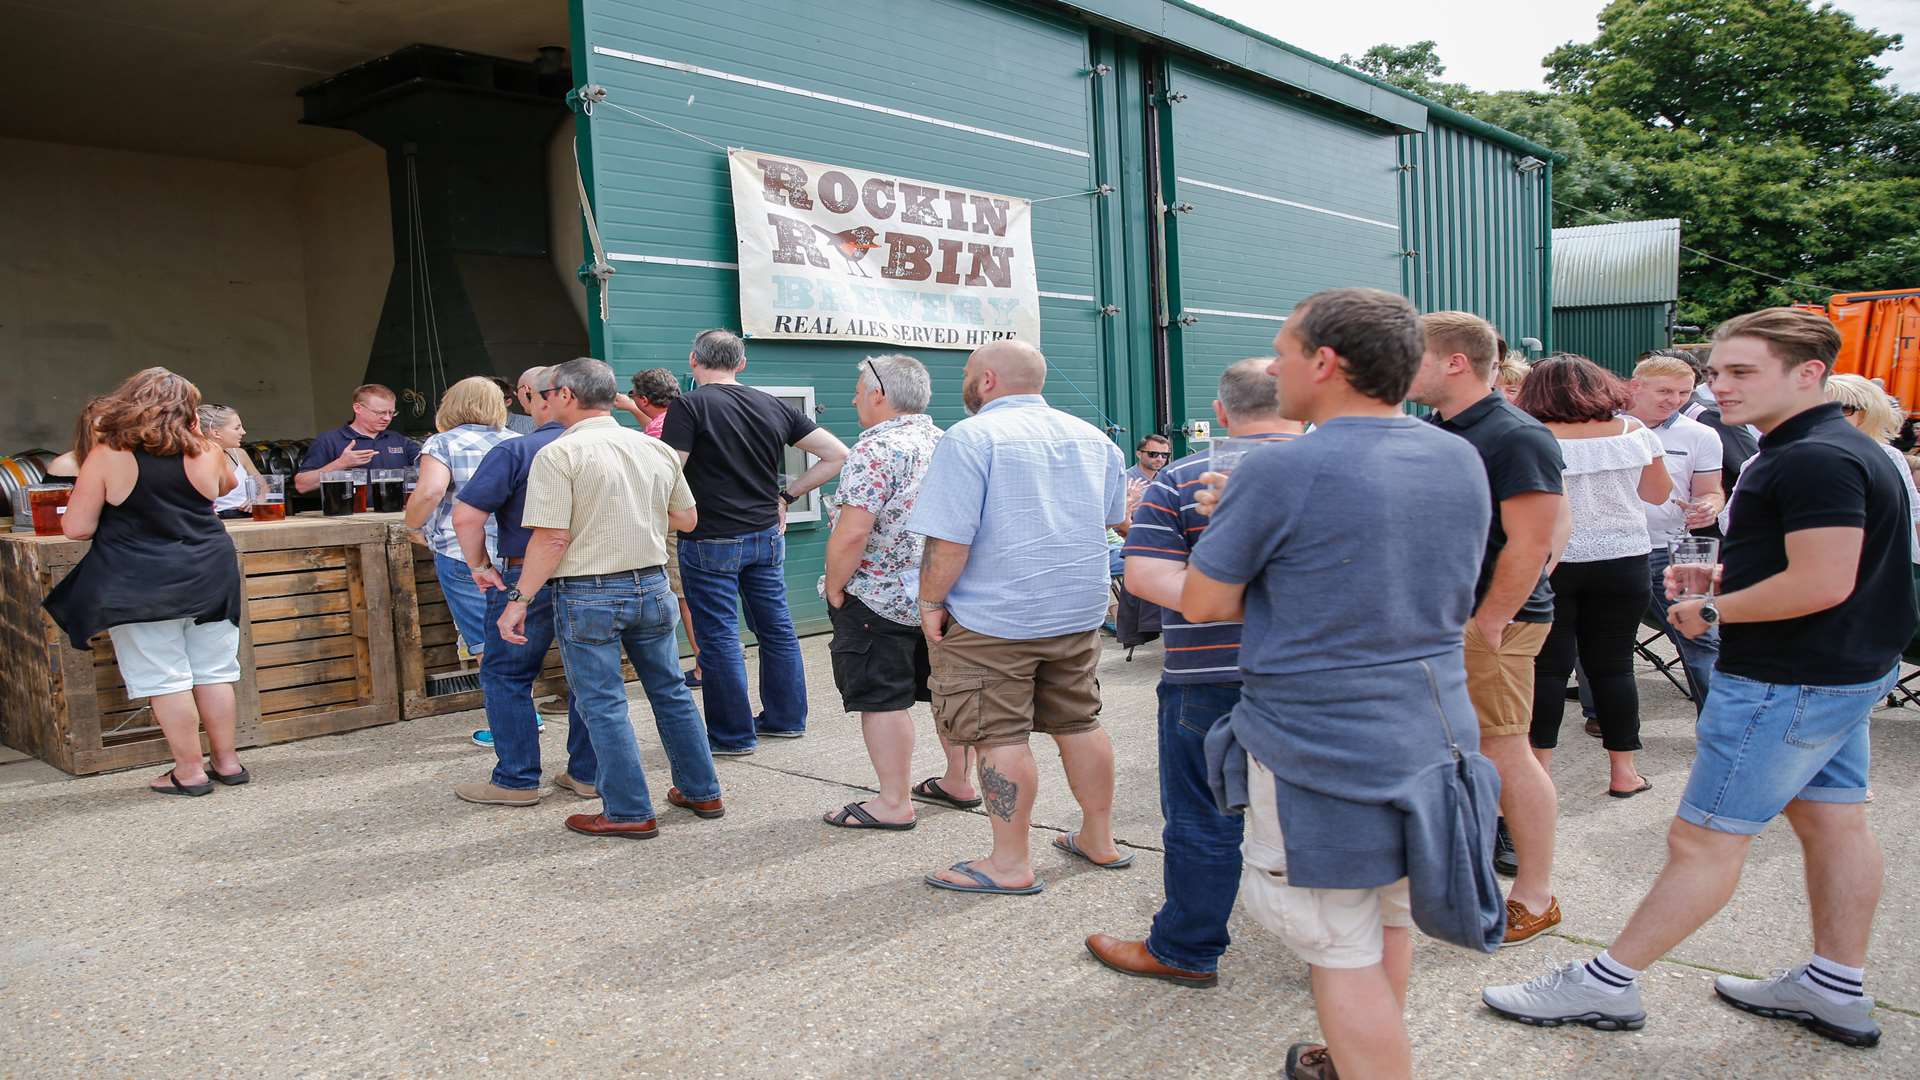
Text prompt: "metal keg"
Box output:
[[1, 451, 50, 531]]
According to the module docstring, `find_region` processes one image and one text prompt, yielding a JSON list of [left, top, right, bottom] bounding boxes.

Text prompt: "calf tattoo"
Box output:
[[981, 764, 1018, 821]]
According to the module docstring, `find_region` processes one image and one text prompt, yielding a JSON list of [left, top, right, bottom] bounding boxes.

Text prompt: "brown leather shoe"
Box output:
[[565, 813, 657, 839], [667, 787, 725, 819], [1502, 895, 1562, 947], [453, 781, 544, 806], [553, 772, 598, 799], [1285, 1043, 1339, 1079], [1084, 933, 1217, 988]]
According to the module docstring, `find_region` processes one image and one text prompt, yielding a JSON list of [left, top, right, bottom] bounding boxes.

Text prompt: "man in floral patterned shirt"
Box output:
[[820, 354, 977, 830]]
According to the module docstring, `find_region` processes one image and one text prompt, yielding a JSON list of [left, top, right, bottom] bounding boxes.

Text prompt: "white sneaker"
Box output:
[[1482, 961, 1646, 1031], [1715, 968, 1880, 1048]]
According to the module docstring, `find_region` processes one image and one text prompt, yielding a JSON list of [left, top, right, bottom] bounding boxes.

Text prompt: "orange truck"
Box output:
[[1798, 288, 1920, 415]]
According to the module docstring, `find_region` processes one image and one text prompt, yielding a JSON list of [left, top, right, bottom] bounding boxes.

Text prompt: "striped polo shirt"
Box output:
[[1121, 432, 1297, 684]]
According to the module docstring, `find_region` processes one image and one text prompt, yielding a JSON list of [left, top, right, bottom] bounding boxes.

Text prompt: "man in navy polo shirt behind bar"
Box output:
[[445, 366, 598, 806], [295, 383, 421, 494]]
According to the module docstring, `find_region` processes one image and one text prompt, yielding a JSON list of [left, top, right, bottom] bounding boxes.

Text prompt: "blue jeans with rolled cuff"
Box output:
[[1145, 681, 1246, 974]]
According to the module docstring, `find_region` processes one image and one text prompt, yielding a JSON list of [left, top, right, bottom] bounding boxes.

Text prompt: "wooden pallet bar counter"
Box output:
[[0, 516, 400, 775]]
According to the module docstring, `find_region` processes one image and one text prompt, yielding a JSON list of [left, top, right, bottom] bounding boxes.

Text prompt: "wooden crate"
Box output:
[[0, 518, 400, 775], [386, 530, 571, 720]]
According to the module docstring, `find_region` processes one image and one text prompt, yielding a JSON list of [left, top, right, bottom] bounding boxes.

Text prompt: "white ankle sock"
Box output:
[[1583, 950, 1642, 995], [1799, 956, 1866, 1005]]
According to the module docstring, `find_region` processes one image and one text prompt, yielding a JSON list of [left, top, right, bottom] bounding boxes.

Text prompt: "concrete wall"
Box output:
[[0, 137, 316, 450], [297, 146, 393, 430], [0, 133, 589, 454]]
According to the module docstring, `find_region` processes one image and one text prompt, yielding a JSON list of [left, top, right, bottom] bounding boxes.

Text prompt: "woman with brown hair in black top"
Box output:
[[44, 368, 247, 796]]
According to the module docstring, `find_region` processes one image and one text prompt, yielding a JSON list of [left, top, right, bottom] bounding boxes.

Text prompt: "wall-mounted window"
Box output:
[[760, 385, 822, 524]]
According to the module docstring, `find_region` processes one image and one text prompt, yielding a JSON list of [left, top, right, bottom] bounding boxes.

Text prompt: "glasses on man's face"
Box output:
[[864, 359, 886, 398], [1142, 450, 1170, 460], [538, 387, 566, 400], [358, 404, 397, 418]]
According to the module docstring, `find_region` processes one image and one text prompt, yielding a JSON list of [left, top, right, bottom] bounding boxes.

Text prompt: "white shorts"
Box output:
[[107, 619, 242, 699], [1240, 759, 1411, 969]]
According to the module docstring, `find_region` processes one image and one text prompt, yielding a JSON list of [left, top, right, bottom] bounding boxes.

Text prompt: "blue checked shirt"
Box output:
[[905, 395, 1127, 640], [419, 424, 520, 561]]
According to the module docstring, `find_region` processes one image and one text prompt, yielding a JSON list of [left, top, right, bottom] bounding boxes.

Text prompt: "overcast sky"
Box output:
[[1194, 0, 1919, 93]]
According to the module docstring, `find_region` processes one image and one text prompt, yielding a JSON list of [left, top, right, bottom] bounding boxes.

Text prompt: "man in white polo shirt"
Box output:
[[1627, 352, 1725, 709]]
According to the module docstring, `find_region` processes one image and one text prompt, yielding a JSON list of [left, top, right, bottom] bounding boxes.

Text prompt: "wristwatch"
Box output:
[[917, 599, 947, 611], [1698, 601, 1719, 625], [778, 489, 799, 506], [506, 587, 526, 604]]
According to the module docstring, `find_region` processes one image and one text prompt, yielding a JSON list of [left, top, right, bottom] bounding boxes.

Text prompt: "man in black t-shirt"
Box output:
[[1411, 311, 1570, 949], [660, 329, 849, 755], [1485, 307, 1917, 1047]]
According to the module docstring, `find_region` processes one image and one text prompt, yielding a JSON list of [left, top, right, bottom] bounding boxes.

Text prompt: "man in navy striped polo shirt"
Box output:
[[1084, 357, 1302, 986]]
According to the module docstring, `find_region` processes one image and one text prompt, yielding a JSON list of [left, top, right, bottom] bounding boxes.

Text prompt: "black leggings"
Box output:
[[1531, 554, 1651, 751]]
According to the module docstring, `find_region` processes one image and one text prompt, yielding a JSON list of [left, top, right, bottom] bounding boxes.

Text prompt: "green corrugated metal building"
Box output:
[[567, 0, 1558, 629], [1552, 218, 1681, 376]]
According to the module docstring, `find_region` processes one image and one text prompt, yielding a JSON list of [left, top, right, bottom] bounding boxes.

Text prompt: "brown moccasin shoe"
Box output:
[[1085, 933, 1217, 988], [565, 813, 658, 839], [1502, 895, 1562, 947], [453, 781, 544, 806], [667, 786, 725, 819], [553, 772, 598, 799]]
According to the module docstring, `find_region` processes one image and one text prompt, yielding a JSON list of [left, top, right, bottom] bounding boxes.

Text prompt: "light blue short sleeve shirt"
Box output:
[[907, 395, 1126, 640]]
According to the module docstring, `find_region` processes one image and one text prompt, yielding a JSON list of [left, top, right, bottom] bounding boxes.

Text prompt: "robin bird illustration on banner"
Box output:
[[811, 224, 881, 278]]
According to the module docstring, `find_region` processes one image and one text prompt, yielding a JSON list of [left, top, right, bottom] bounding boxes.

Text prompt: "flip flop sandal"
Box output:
[[1052, 832, 1135, 869], [150, 769, 213, 797], [924, 861, 1044, 895], [912, 777, 983, 810], [823, 802, 915, 831], [1607, 777, 1655, 799], [208, 764, 250, 786]]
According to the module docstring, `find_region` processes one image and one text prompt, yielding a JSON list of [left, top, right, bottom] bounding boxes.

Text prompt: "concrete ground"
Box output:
[[2, 635, 1916, 1079]]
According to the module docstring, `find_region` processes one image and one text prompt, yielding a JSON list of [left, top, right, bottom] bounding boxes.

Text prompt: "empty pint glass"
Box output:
[[1207, 436, 1267, 490], [320, 470, 356, 517], [1668, 536, 1720, 601], [369, 468, 407, 513], [250, 474, 287, 522]]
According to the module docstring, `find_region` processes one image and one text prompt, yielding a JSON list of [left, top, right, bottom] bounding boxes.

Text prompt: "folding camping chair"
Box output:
[[1635, 613, 1698, 703]]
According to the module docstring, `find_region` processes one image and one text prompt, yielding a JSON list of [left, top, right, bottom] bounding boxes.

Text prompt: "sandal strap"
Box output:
[[839, 802, 879, 825], [948, 861, 997, 888]]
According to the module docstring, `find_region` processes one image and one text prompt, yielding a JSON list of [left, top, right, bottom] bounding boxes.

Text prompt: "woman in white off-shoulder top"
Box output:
[[1515, 355, 1672, 799]]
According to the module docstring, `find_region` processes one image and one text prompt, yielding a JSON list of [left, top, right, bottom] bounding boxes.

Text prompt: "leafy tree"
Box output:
[[1346, 0, 1920, 326]]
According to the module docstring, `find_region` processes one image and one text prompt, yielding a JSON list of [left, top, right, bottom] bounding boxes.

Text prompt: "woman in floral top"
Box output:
[[821, 355, 979, 829]]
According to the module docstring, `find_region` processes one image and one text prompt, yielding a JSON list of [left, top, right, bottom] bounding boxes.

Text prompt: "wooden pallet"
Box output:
[[386, 530, 571, 720], [0, 517, 400, 774]]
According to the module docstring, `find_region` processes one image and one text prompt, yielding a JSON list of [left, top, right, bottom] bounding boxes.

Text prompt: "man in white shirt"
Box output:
[[1629, 354, 1725, 709]]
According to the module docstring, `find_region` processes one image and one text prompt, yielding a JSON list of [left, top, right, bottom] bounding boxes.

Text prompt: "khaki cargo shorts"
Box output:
[[1463, 619, 1551, 739], [928, 622, 1102, 748], [1240, 759, 1411, 970]]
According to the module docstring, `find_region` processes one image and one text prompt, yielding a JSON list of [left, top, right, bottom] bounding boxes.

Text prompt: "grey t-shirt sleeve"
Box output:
[[1189, 443, 1305, 585]]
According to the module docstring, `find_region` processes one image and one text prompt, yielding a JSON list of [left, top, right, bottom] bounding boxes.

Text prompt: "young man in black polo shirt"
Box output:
[[1485, 307, 1917, 1047], [1410, 312, 1569, 948]]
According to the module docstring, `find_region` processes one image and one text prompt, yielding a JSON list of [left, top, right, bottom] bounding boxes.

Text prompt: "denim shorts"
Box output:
[[1678, 666, 1900, 835]]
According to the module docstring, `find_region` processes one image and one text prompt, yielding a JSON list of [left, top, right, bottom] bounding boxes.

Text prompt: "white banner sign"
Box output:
[[729, 149, 1040, 350]]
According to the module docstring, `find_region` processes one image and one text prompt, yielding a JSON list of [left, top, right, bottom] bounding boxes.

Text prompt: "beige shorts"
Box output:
[[1240, 760, 1410, 969], [664, 531, 683, 595], [1464, 619, 1551, 739]]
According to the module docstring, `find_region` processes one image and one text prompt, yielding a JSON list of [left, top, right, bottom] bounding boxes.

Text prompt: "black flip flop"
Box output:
[[208, 764, 250, 786], [912, 777, 983, 810], [1607, 777, 1654, 799], [150, 769, 213, 797], [823, 802, 916, 831]]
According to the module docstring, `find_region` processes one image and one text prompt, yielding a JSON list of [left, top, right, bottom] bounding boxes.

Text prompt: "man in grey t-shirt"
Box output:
[[1184, 288, 1495, 1080]]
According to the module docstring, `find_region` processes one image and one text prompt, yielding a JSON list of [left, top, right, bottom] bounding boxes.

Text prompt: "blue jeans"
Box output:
[[552, 569, 720, 822], [678, 526, 808, 752], [1145, 681, 1246, 974], [1678, 666, 1899, 835], [481, 565, 597, 791], [435, 551, 491, 657], [1646, 546, 1720, 710]]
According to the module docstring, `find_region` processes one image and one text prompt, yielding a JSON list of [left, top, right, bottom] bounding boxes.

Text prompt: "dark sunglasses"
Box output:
[[538, 387, 566, 400], [1141, 450, 1171, 459]]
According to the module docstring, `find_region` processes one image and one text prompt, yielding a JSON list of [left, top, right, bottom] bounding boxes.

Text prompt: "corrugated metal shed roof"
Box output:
[[1552, 218, 1681, 308]]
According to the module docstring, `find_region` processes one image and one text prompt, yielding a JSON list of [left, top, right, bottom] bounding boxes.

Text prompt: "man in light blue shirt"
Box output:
[[908, 339, 1130, 896]]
